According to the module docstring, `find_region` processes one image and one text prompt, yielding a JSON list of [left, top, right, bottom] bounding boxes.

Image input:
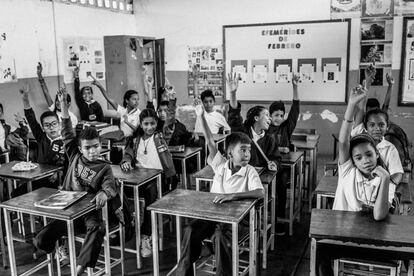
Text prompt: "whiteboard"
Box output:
[[223, 20, 351, 104]]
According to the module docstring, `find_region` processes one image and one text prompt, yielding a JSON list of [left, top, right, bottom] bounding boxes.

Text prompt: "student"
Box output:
[[227, 73, 279, 171], [33, 87, 119, 275], [318, 86, 392, 276], [194, 89, 230, 134], [176, 106, 264, 276], [20, 85, 66, 188], [92, 75, 140, 137], [37, 62, 78, 126], [120, 108, 176, 257], [73, 66, 104, 122]]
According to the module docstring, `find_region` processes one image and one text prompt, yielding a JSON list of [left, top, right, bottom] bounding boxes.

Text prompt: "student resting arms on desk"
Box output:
[[37, 62, 78, 127], [176, 105, 264, 276], [318, 85, 393, 276], [73, 65, 104, 122], [34, 87, 121, 275]]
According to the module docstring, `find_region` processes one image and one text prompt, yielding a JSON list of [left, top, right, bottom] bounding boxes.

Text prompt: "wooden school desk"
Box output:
[[280, 151, 304, 236], [291, 135, 320, 210], [148, 189, 258, 276], [0, 187, 96, 276], [192, 165, 277, 269], [171, 147, 202, 189], [309, 209, 414, 276], [110, 165, 163, 269], [314, 175, 338, 209]]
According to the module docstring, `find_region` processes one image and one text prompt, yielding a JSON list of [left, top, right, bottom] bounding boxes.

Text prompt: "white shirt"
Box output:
[[208, 152, 264, 194], [136, 135, 163, 170], [195, 110, 230, 134], [0, 123, 5, 150], [251, 127, 265, 143], [117, 105, 141, 137], [49, 104, 78, 127], [333, 159, 392, 211]]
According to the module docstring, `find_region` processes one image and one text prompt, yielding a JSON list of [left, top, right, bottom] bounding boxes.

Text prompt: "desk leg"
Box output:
[[156, 174, 164, 251], [309, 148, 317, 211], [4, 209, 16, 276], [310, 238, 317, 276], [67, 220, 77, 276], [298, 156, 303, 221], [270, 177, 276, 251], [27, 181, 36, 236], [196, 179, 200, 192], [316, 195, 322, 209], [151, 211, 160, 276], [133, 186, 142, 269], [232, 222, 239, 276], [0, 207, 7, 269], [249, 207, 257, 276], [196, 152, 201, 172], [289, 164, 294, 236], [182, 159, 187, 189], [176, 216, 181, 264], [262, 184, 268, 269]]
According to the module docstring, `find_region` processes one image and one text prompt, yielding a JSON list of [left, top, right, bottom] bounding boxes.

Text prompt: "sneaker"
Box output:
[[141, 235, 152, 258], [55, 242, 70, 267], [275, 223, 286, 236]]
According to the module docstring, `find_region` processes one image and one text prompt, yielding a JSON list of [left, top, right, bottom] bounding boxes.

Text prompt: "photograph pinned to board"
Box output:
[[330, 0, 362, 19], [252, 59, 268, 83], [361, 19, 393, 41], [395, 0, 414, 15], [0, 30, 17, 83], [274, 59, 292, 83], [362, 0, 394, 17], [360, 44, 392, 65], [298, 59, 317, 83]]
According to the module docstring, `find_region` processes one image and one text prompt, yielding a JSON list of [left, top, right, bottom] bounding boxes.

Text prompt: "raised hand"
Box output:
[[364, 64, 376, 84], [349, 85, 367, 106], [57, 85, 68, 104], [73, 65, 80, 79], [19, 84, 29, 100], [37, 62, 43, 78], [386, 73, 394, 86], [226, 72, 239, 93], [292, 73, 300, 86], [14, 112, 26, 124]]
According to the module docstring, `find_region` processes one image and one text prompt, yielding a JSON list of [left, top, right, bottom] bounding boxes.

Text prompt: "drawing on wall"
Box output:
[[0, 30, 17, 83], [331, 0, 362, 18], [362, 0, 394, 17]]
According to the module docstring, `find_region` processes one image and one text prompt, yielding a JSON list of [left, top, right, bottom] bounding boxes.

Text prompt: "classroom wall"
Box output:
[[0, 0, 137, 125], [134, 0, 414, 155]]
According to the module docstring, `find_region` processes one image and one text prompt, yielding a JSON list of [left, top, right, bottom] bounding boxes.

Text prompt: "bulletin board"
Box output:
[[399, 17, 414, 106], [223, 19, 351, 104]]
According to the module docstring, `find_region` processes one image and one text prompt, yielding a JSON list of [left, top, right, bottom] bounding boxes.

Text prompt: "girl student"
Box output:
[[120, 108, 176, 258], [73, 65, 104, 122], [91, 74, 141, 137], [317, 85, 394, 276]]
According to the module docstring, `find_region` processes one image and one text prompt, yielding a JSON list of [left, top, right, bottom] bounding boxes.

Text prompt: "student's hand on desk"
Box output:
[[267, 161, 278, 172], [213, 194, 236, 204], [120, 162, 132, 171], [48, 173, 58, 183], [91, 191, 108, 209]]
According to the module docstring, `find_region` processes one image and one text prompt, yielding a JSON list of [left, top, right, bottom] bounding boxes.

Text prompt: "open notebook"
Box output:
[[34, 190, 88, 210]]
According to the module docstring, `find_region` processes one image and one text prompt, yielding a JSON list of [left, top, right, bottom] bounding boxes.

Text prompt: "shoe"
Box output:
[[55, 242, 70, 267], [275, 223, 286, 236], [141, 235, 152, 258]]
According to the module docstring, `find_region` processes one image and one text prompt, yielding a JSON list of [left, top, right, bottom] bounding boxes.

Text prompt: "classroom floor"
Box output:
[[1, 154, 413, 276]]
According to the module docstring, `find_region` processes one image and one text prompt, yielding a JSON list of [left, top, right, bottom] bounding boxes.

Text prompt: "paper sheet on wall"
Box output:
[[299, 64, 314, 83], [275, 64, 292, 83], [252, 65, 267, 83], [323, 63, 339, 83], [0, 30, 17, 83], [62, 37, 105, 83], [232, 65, 247, 83]]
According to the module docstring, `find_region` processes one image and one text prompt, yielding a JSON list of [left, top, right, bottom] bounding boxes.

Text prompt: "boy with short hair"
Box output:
[[176, 106, 264, 276], [33, 87, 119, 275], [194, 90, 230, 134]]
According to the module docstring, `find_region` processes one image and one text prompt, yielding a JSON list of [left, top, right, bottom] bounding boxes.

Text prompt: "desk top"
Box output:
[[110, 165, 162, 185], [192, 165, 273, 184], [148, 189, 256, 223], [281, 151, 304, 165], [196, 133, 229, 142], [315, 176, 338, 196], [291, 139, 319, 149], [171, 147, 202, 159], [0, 188, 95, 220], [0, 161, 63, 181], [310, 209, 414, 247]]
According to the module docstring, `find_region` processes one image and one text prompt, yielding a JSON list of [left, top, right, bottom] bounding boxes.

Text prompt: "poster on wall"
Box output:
[[398, 17, 414, 105], [62, 37, 105, 83], [395, 0, 414, 15], [362, 0, 394, 17], [322, 57, 342, 83], [361, 19, 393, 41], [0, 30, 17, 83], [298, 59, 316, 83], [274, 59, 292, 83], [360, 43, 392, 65], [187, 45, 224, 98], [252, 59, 268, 83], [331, 0, 362, 19]]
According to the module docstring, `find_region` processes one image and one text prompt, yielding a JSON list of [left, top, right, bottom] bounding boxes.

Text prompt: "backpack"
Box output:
[[384, 122, 412, 171]]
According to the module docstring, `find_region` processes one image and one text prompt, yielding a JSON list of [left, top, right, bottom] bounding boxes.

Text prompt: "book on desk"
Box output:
[[34, 190, 88, 210], [168, 145, 185, 153]]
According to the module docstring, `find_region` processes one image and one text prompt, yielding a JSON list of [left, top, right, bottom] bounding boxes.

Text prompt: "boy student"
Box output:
[[37, 62, 78, 126], [73, 66, 104, 122], [176, 106, 264, 276], [34, 87, 120, 275]]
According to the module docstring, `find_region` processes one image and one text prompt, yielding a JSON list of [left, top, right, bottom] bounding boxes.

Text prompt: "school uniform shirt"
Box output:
[[135, 135, 163, 170], [117, 105, 141, 137], [24, 108, 66, 167], [208, 151, 264, 194], [49, 103, 78, 127], [333, 159, 392, 211], [0, 122, 6, 151], [194, 110, 230, 134], [74, 77, 104, 122], [251, 127, 265, 143]]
